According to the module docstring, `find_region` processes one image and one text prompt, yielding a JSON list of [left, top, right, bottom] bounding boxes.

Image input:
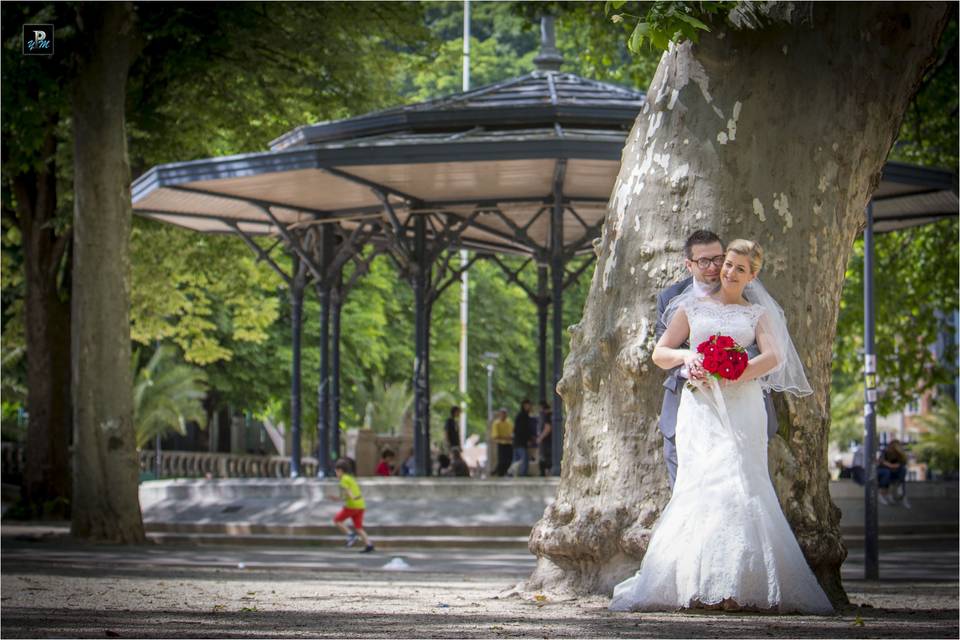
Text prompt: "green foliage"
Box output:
[[360, 377, 413, 434], [127, 2, 434, 167], [913, 398, 959, 474], [828, 383, 864, 451], [133, 345, 209, 449], [833, 219, 958, 416], [604, 1, 736, 53], [0, 218, 26, 405], [889, 14, 958, 170], [130, 218, 282, 364]]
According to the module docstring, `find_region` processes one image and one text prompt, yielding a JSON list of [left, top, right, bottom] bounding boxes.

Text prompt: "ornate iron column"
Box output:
[[314, 225, 336, 477], [550, 162, 566, 476], [331, 271, 343, 463], [537, 262, 549, 405], [289, 258, 307, 477], [412, 214, 430, 476]]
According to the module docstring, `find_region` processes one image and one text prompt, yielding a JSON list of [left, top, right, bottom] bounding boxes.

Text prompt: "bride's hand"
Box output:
[[683, 352, 705, 380]]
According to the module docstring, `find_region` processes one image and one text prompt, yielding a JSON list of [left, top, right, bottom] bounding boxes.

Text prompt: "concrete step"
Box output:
[[144, 530, 957, 551], [146, 520, 957, 540], [145, 531, 530, 549], [145, 522, 532, 537], [839, 522, 958, 536]]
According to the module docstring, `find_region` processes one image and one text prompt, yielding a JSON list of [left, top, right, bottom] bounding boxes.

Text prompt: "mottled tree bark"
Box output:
[[527, 2, 949, 606], [70, 2, 145, 543]]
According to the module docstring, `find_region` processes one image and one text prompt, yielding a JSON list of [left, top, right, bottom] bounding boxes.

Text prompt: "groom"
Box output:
[[655, 230, 779, 489]]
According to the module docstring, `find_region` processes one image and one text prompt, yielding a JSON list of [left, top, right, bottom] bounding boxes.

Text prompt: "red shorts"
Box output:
[[334, 508, 364, 529]]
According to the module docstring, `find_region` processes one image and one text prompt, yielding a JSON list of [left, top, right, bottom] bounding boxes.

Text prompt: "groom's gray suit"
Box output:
[[656, 276, 779, 489]]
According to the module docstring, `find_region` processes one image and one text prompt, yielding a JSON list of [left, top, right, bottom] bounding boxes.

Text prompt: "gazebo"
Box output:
[[131, 22, 646, 477], [131, 21, 958, 486]]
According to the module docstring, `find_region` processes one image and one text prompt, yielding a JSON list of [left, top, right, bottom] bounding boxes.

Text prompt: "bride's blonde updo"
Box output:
[[726, 239, 763, 274]]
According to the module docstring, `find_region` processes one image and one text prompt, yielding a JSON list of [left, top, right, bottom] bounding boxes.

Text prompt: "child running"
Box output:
[[332, 458, 374, 553]]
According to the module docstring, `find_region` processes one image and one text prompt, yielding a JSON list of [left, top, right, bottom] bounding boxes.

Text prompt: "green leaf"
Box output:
[[675, 12, 711, 32], [629, 22, 650, 53], [649, 27, 670, 51]]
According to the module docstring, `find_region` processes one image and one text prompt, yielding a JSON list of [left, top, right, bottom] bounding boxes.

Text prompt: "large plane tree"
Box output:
[[525, 1, 951, 606]]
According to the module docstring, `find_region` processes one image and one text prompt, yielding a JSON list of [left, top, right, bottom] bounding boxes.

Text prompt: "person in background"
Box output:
[[449, 447, 470, 477], [399, 448, 416, 476], [375, 449, 395, 477], [512, 399, 535, 477], [537, 402, 553, 476], [444, 406, 462, 452], [491, 408, 513, 477], [878, 439, 910, 508], [436, 452, 451, 476]]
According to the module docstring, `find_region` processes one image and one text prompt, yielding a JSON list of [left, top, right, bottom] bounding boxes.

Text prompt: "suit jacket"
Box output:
[[656, 277, 778, 440]]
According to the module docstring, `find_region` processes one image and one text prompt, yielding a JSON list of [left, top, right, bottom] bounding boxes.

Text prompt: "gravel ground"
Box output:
[[2, 539, 957, 639]]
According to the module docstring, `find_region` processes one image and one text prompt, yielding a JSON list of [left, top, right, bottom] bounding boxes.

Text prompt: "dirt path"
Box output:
[[3, 560, 957, 638]]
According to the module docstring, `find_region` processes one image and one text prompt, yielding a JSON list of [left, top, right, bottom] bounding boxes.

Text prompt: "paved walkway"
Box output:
[[2, 535, 956, 638]]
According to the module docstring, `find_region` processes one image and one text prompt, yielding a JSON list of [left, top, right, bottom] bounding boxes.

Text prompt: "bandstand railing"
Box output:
[[139, 450, 320, 479]]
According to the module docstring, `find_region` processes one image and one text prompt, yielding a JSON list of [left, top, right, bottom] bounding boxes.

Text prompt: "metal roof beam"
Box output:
[[563, 254, 597, 291], [321, 166, 421, 203], [442, 210, 543, 253], [166, 184, 331, 220], [134, 208, 276, 230], [251, 203, 326, 283], [483, 254, 539, 302], [225, 220, 292, 285]]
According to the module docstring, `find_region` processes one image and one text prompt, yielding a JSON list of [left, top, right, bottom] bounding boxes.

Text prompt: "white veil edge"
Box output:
[[746, 280, 813, 397]]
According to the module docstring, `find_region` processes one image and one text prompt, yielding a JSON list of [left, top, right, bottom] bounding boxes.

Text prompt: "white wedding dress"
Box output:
[[610, 298, 833, 614]]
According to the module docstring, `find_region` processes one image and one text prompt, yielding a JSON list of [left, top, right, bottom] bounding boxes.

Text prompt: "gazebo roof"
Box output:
[[131, 67, 647, 257], [269, 71, 646, 150]]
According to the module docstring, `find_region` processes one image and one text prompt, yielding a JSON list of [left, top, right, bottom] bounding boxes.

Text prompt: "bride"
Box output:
[[609, 239, 834, 614]]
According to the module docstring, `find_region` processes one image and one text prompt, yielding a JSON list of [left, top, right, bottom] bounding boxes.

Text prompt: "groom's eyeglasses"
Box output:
[[692, 256, 725, 269]]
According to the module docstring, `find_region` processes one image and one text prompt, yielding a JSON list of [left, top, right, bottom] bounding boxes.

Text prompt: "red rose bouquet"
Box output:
[[688, 334, 749, 388]]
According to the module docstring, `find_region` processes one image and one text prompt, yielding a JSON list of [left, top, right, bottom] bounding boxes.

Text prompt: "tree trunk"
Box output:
[[70, 2, 145, 543], [526, 2, 949, 606], [12, 128, 72, 514]]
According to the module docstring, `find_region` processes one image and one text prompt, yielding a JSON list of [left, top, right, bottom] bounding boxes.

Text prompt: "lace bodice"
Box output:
[[684, 298, 766, 349]]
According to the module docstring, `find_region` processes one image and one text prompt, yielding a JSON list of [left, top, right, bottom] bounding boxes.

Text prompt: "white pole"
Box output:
[[458, 0, 471, 447]]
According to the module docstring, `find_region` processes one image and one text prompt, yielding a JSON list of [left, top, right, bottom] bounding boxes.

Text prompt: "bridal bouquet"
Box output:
[[686, 334, 749, 390]]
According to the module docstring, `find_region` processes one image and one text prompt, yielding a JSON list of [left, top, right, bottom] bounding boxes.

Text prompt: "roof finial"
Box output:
[[533, 16, 563, 72]]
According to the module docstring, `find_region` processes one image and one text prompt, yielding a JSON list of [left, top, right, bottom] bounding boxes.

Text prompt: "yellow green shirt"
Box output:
[[491, 418, 513, 445], [339, 474, 365, 509]]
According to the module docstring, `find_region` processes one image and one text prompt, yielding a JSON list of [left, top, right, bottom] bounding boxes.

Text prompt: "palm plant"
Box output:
[[134, 346, 208, 448], [359, 375, 455, 436], [913, 397, 959, 475]]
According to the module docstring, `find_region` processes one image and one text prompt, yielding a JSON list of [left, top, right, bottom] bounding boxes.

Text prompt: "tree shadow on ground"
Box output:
[[2, 604, 958, 639]]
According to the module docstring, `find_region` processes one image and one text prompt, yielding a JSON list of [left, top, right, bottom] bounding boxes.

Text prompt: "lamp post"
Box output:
[[481, 352, 499, 424]]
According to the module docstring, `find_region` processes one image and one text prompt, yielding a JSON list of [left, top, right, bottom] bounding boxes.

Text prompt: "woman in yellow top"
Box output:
[[491, 408, 513, 477]]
